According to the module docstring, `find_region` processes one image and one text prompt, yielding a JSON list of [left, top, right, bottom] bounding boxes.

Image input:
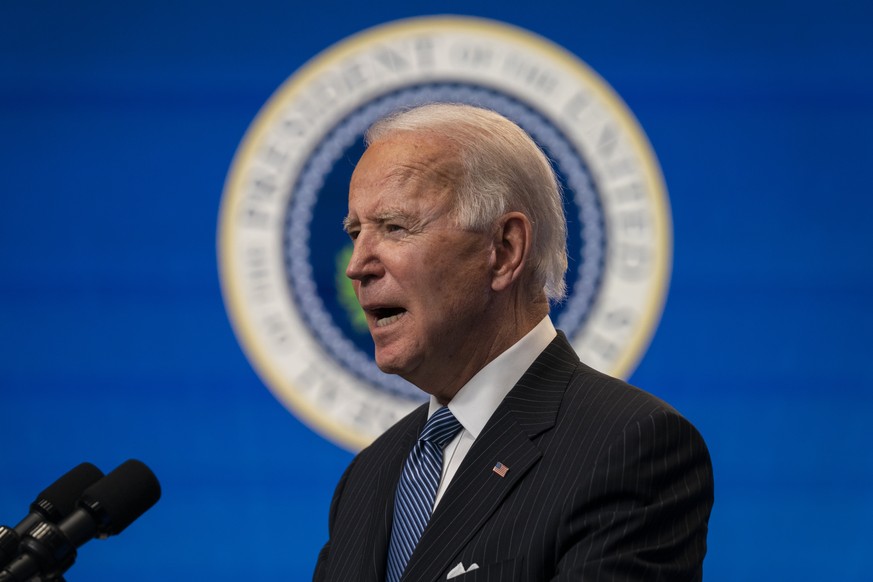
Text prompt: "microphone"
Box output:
[[0, 459, 161, 582], [0, 463, 104, 570]]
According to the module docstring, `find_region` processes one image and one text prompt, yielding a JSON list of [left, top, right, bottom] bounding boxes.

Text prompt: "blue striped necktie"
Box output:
[[386, 406, 462, 582]]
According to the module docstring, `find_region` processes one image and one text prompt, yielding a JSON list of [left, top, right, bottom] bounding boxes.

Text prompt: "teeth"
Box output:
[[376, 312, 405, 327]]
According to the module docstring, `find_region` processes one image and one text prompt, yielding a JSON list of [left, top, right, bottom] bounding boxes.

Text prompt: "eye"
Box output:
[[386, 224, 406, 234], [347, 228, 360, 241]]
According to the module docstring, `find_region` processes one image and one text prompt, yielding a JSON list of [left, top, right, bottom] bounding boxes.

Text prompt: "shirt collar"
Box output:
[[428, 316, 557, 437]]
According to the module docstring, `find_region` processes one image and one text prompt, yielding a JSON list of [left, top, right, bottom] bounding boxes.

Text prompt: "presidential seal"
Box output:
[[218, 16, 672, 451]]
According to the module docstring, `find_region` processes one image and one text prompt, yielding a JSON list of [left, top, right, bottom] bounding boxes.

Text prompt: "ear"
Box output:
[[491, 212, 532, 293]]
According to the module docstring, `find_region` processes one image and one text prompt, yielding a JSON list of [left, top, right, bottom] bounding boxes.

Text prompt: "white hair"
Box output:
[[365, 103, 568, 301]]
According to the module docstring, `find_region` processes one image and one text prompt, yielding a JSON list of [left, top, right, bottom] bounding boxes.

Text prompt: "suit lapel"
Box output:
[[399, 333, 579, 582], [401, 412, 542, 581]]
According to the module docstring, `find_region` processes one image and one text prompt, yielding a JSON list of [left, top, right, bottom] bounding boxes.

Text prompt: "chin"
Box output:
[[374, 349, 416, 378], [373, 353, 405, 375]]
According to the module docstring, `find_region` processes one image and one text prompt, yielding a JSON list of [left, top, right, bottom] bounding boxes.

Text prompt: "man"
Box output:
[[314, 103, 713, 581]]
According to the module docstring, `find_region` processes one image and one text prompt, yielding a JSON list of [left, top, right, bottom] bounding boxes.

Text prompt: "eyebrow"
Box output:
[[342, 209, 414, 233]]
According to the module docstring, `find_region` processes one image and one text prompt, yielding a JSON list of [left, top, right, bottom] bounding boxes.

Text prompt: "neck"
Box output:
[[425, 301, 548, 404]]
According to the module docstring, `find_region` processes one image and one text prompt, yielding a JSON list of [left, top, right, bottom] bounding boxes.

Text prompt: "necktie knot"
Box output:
[[419, 406, 463, 447]]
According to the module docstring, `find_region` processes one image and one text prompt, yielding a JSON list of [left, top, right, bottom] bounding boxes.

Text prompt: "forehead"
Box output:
[[349, 133, 461, 206]]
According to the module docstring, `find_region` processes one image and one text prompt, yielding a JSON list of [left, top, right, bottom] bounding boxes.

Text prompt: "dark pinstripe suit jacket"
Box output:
[[313, 332, 713, 581]]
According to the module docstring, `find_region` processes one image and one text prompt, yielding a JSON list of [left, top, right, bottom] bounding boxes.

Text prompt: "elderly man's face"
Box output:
[[344, 133, 496, 396]]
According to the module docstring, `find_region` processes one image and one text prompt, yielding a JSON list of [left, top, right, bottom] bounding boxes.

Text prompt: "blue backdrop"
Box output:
[[2, 1, 871, 580]]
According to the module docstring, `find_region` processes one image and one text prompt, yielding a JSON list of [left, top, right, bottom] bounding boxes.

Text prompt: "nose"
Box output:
[[345, 230, 383, 284]]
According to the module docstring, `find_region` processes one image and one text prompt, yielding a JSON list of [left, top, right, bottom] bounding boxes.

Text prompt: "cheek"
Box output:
[[438, 260, 492, 306], [401, 236, 491, 302]]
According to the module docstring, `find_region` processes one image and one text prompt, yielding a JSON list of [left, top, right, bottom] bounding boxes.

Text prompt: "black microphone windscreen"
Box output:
[[78, 459, 161, 536], [31, 463, 105, 523]]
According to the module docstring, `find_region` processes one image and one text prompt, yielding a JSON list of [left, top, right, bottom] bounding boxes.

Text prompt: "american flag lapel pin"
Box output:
[[492, 462, 509, 477]]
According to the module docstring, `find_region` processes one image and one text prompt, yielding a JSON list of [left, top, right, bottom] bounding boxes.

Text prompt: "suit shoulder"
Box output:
[[562, 360, 704, 442]]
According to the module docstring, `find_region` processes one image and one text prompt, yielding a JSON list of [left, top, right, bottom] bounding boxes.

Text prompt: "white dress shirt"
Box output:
[[427, 316, 557, 510]]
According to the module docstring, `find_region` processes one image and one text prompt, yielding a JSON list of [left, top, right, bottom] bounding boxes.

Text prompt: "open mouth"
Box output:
[[371, 307, 407, 328]]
